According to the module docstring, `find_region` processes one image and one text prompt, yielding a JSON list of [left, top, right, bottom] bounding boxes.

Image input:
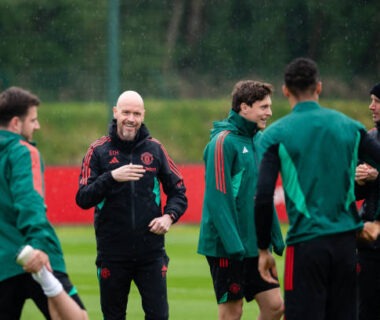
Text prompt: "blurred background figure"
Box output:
[[355, 82, 380, 320], [0, 86, 88, 320]]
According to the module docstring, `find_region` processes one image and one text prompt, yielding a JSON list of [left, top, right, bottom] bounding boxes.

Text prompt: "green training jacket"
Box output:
[[0, 130, 66, 282], [197, 110, 284, 259], [259, 101, 364, 245]]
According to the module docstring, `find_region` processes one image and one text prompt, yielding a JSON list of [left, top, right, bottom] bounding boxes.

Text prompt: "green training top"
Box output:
[[0, 130, 66, 282], [197, 110, 284, 259], [260, 101, 364, 245]]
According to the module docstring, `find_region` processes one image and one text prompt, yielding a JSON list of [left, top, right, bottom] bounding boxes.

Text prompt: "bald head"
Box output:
[[116, 91, 144, 109], [113, 90, 145, 141]]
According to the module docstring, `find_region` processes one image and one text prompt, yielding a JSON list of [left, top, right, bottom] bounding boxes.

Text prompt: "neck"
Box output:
[[0, 125, 17, 133], [289, 93, 319, 109]]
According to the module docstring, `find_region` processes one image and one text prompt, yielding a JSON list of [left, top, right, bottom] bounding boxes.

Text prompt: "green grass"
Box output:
[[34, 98, 373, 165], [21, 224, 288, 319]]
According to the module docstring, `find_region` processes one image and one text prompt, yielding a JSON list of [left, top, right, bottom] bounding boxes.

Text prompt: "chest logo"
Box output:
[[109, 156, 119, 164], [242, 146, 249, 154], [141, 152, 154, 165]]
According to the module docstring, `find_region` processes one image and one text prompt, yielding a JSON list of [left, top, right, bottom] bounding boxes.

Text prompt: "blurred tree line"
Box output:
[[0, 0, 379, 101]]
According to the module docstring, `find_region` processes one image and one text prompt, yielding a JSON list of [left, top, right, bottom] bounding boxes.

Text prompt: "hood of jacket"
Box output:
[[0, 130, 32, 151], [210, 110, 259, 140]]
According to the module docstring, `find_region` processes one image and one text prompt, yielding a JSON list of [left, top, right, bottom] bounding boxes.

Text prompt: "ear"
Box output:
[[112, 106, 117, 119], [240, 102, 249, 115], [316, 81, 322, 95], [8, 116, 22, 133], [282, 85, 290, 97]]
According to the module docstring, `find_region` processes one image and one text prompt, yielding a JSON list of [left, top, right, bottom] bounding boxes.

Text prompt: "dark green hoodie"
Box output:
[[197, 110, 284, 259], [0, 130, 65, 282]]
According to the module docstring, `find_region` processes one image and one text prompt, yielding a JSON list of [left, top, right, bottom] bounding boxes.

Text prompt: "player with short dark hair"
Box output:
[[255, 58, 380, 320], [0, 86, 88, 320]]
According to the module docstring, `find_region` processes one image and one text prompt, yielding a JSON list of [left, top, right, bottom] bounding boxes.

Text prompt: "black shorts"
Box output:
[[206, 256, 279, 304], [284, 231, 357, 320], [0, 271, 85, 320]]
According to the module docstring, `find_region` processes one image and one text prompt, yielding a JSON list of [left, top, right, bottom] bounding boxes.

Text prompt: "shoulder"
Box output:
[[6, 139, 42, 172], [7, 137, 39, 158], [87, 136, 111, 153], [145, 137, 172, 159], [90, 136, 111, 148], [148, 137, 163, 146], [18, 140, 40, 158], [146, 137, 167, 153], [213, 130, 233, 143], [207, 130, 235, 151], [321, 106, 363, 126]]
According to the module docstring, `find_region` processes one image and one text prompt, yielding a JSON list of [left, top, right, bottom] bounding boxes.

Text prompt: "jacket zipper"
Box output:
[[129, 151, 136, 230], [131, 180, 136, 230], [128, 139, 146, 231]]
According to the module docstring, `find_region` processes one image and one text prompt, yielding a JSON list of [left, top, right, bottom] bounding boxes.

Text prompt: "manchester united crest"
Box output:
[[141, 152, 154, 165]]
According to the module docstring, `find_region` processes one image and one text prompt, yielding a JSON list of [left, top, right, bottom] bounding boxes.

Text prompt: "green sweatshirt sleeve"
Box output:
[[203, 132, 245, 258], [10, 141, 58, 253]]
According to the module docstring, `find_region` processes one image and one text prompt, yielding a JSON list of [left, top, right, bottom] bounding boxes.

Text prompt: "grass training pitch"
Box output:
[[21, 224, 287, 319]]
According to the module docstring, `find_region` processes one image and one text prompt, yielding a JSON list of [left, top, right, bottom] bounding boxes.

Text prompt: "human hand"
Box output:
[[111, 163, 145, 182], [148, 215, 173, 235], [355, 163, 379, 185], [359, 221, 380, 241], [365, 164, 379, 181], [258, 249, 279, 284], [22, 249, 52, 273]]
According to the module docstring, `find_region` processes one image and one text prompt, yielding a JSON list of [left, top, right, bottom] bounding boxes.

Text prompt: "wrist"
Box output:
[[259, 248, 270, 255], [166, 213, 176, 223]]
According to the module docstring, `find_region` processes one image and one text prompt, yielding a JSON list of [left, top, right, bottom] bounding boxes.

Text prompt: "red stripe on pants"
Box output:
[[285, 246, 294, 291]]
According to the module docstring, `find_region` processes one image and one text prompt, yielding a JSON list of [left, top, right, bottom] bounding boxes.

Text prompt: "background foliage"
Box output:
[[36, 98, 372, 165], [0, 0, 379, 101]]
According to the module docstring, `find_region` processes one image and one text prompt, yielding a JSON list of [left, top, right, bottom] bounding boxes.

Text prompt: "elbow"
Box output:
[[75, 193, 94, 210]]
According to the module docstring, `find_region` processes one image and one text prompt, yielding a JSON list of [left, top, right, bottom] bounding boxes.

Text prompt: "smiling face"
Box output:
[[369, 94, 380, 124], [113, 91, 145, 141], [240, 95, 272, 129]]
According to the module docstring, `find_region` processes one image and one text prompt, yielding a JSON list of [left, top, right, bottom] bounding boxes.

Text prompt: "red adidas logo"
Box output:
[[109, 156, 119, 164]]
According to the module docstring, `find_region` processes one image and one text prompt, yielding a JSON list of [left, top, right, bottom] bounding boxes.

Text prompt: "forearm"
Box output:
[[76, 171, 115, 209], [255, 144, 280, 250]]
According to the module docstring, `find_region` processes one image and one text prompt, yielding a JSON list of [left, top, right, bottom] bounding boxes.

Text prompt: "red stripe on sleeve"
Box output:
[[80, 136, 110, 185], [19, 140, 43, 197], [284, 246, 294, 291], [150, 138, 183, 179], [214, 131, 229, 193]]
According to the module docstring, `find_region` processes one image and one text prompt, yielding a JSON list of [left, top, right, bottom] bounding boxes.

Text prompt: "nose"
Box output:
[[35, 120, 41, 130], [126, 113, 135, 122]]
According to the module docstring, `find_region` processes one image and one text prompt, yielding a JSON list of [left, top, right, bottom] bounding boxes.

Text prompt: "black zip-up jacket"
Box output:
[[356, 123, 380, 254], [76, 120, 187, 262]]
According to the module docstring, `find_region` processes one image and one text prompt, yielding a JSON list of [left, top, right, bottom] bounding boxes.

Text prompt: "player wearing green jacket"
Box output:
[[0, 130, 66, 281], [255, 58, 380, 320], [198, 80, 285, 320], [0, 87, 87, 319]]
